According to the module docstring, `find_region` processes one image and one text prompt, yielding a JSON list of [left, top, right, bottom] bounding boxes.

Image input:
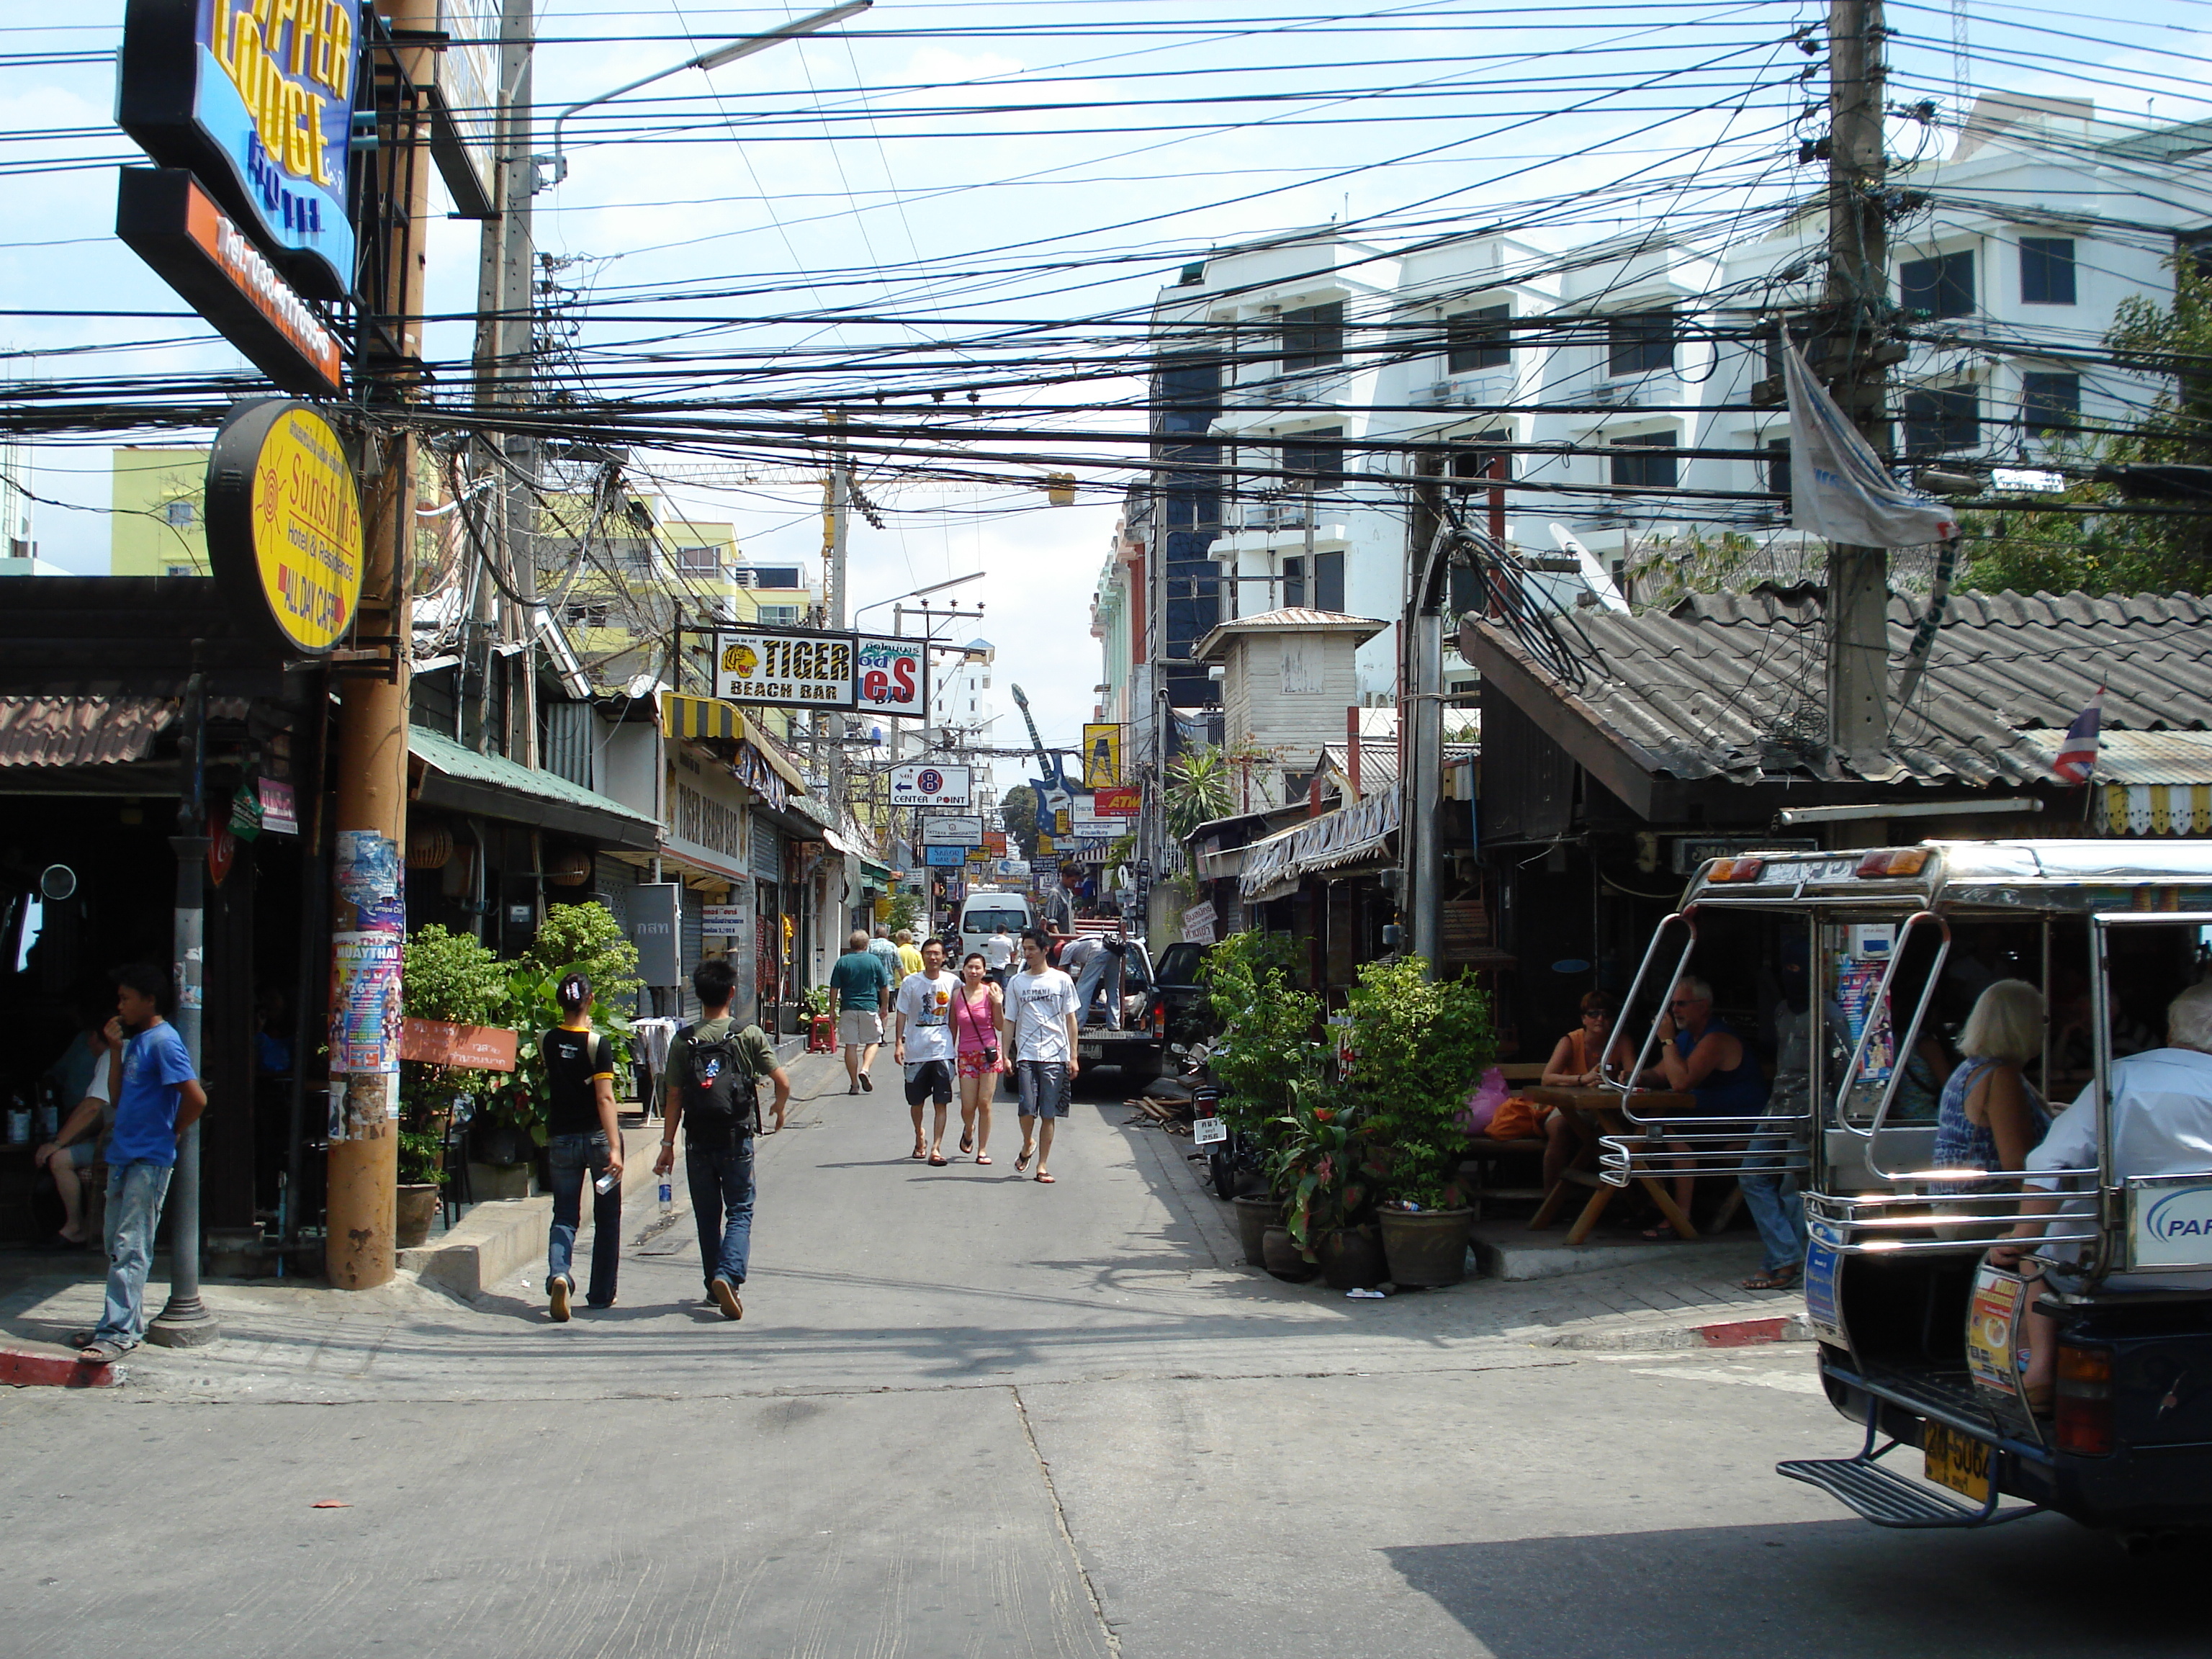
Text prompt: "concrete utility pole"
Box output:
[[824, 410, 849, 815], [327, 0, 431, 1290], [1823, 0, 1892, 763]]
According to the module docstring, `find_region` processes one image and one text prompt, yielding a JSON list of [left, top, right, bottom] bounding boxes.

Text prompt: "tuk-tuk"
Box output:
[[1605, 840, 2212, 1539]]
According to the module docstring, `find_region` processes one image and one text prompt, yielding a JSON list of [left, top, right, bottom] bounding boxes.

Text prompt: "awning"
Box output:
[[659, 693, 811, 803], [408, 725, 660, 851], [1238, 791, 1401, 899]]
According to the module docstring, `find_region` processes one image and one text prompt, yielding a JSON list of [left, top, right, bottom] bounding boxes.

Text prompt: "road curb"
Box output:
[[1, 1339, 122, 1388], [1537, 1312, 1813, 1351]]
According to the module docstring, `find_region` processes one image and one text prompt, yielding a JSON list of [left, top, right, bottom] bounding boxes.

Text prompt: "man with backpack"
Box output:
[[652, 958, 789, 1321]]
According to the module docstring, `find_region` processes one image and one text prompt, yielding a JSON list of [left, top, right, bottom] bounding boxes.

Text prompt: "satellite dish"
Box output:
[[38, 864, 76, 902]]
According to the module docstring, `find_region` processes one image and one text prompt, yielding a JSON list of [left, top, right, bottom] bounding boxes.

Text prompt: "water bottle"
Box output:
[[658, 1177, 673, 1218]]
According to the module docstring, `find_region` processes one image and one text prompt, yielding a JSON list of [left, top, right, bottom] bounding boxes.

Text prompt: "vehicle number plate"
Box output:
[[1192, 1115, 1227, 1146], [1079, 1042, 1103, 1059], [1923, 1424, 1992, 1503]]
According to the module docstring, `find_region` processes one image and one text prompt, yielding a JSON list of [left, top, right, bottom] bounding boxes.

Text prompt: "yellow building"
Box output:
[[110, 447, 211, 575]]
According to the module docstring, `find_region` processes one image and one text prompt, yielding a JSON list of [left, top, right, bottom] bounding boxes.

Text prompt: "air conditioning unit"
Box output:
[[1590, 379, 1637, 407], [1449, 375, 1506, 408], [1408, 382, 1452, 406]]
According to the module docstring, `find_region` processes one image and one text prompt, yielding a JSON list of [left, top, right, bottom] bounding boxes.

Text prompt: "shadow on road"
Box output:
[[1386, 1516, 2200, 1658]]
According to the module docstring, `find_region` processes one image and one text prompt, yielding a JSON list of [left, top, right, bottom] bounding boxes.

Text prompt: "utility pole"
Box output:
[[1823, 0, 1892, 764], [327, 1, 431, 1291], [824, 410, 849, 819]]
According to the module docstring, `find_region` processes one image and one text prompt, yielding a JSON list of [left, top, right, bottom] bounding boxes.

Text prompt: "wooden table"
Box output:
[[1523, 1086, 1704, 1245]]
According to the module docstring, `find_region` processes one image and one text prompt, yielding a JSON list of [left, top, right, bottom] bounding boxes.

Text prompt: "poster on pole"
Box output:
[[890, 763, 971, 807], [1082, 723, 1125, 787]]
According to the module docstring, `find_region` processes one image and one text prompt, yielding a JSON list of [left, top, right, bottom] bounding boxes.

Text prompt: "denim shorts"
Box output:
[[1015, 1060, 1071, 1119]]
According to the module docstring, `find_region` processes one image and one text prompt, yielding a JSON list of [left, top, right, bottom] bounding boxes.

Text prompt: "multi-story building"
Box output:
[[111, 447, 210, 575]]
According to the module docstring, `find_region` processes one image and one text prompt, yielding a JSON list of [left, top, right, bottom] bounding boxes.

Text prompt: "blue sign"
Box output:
[[119, 0, 361, 299], [925, 845, 966, 868]]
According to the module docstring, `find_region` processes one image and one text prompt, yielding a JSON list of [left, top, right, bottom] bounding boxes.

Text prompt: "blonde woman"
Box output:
[[1930, 978, 2051, 1191]]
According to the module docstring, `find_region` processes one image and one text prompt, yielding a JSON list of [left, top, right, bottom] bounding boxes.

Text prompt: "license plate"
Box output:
[[1079, 1042, 1103, 1059], [1192, 1115, 1227, 1146], [1923, 1424, 1992, 1503]]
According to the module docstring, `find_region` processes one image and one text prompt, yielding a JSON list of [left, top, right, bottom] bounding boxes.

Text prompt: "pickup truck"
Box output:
[[1074, 940, 1214, 1086]]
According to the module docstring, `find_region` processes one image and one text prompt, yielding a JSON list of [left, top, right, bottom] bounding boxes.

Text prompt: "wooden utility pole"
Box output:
[[1823, 0, 1892, 763], [327, 1, 431, 1290]]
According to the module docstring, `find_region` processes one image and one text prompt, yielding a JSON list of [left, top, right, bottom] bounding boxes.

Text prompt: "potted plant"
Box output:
[[499, 903, 644, 1187], [395, 1125, 444, 1249], [400, 925, 511, 1208], [1349, 956, 1497, 1287], [1264, 1078, 1387, 1289]]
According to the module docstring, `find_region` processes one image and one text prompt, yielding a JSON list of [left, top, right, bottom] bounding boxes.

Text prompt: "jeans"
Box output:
[[547, 1132, 620, 1305], [1739, 1128, 1809, 1273], [96, 1160, 174, 1346], [1072, 954, 1120, 1030], [687, 1137, 756, 1293]]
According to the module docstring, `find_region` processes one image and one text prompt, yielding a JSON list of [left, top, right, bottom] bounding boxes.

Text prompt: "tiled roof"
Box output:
[[0, 696, 174, 766], [1465, 586, 2212, 788], [1193, 607, 1390, 661]]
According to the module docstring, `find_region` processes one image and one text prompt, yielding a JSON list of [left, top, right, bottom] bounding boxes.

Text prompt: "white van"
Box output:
[[957, 889, 1033, 971]]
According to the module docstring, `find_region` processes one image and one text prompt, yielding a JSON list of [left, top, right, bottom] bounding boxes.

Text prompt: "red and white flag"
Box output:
[[2051, 687, 2104, 785]]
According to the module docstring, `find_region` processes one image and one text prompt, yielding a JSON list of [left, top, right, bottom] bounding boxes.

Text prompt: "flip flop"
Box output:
[[1641, 1223, 1681, 1241], [928, 1153, 949, 1166], [1035, 1172, 1056, 1184], [1741, 1267, 1799, 1292], [1015, 1148, 1031, 1173], [911, 1145, 927, 1159], [975, 1153, 992, 1165], [958, 1132, 974, 1154], [78, 1339, 127, 1363]]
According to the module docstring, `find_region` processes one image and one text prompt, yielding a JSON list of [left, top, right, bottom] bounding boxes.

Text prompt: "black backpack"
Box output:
[[679, 1024, 763, 1144]]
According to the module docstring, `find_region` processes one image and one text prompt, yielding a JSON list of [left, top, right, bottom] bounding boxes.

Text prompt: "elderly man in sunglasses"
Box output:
[[1640, 976, 1770, 1242]]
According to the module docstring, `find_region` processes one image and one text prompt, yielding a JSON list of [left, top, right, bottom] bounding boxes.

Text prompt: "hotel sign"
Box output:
[[117, 0, 361, 298], [117, 170, 344, 397], [205, 398, 364, 655]]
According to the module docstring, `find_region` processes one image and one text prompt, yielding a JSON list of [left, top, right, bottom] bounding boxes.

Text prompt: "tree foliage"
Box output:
[[1198, 930, 1324, 1137], [1346, 957, 1496, 1209], [1162, 743, 1236, 840], [1000, 783, 1039, 857]]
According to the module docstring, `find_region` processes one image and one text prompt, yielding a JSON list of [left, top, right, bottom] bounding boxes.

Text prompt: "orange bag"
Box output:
[[1485, 1095, 1553, 1141]]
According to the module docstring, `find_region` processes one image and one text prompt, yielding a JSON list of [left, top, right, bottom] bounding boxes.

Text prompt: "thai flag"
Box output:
[[2051, 687, 2104, 785]]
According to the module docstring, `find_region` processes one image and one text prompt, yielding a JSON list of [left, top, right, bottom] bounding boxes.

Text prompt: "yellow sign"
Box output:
[[1082, 722, 1124, 788], [207, 400, 363, 655]]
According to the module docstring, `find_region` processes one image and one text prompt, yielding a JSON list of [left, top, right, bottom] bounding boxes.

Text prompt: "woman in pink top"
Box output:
[[953, 952, 1004, 1165]]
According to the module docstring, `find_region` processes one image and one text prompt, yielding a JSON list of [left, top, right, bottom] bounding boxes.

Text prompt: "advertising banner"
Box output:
[[400, 1018, 518, 1073], [854, 635, 926, 719], [117, 0, 362, 298], [890, 763, 972, 807], [925, 845, 966, 868], [711, 629, 856, 709], [700, 903, 746, 938], [1093, 784, 1141, 817], [204, 400, 363, 654], [1082, 723, 1124, 787], [920, 814, 984, 846]]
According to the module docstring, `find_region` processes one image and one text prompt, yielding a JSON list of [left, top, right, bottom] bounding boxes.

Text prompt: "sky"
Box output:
[[3, 0, 2208, 762]]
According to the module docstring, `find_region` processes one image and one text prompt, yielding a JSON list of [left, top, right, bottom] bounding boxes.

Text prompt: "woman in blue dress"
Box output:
[[1930, 978, 2050, 1193]]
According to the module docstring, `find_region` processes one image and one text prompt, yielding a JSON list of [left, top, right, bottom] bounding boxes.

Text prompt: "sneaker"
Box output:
[[549, 1277, 572, 1322], [859, 1072, 873, 1092], [709, 1276, 744, 1321]]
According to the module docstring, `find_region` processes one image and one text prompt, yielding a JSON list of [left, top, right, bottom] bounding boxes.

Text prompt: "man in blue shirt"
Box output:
[[51, 966, 204, 1361]]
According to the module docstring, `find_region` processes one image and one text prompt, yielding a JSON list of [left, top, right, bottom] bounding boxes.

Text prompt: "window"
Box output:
[[677, 545, 721, 575], [1314, 548, 1344, 611], [1449, 430, 1512, 495], [1606, 310, 1675, 377], [1282, 427, 1344, 490], [746, 565, 804, 588], [1902, 387, 1979, 454], [1765, 438, 1792, 518], [564, 601, 611, 629], [161, 499, 196, 528], [1280, 302, 1344, 374], [2022, 372, 2080, 439], [1446, 304, 1510, 374], [2020, 238, 2076, 306], [1901, 250, 1975, 319], [1282, 555, 1305, 608], [756, 604, 802, 626], [1609, 431, 1676, 490]]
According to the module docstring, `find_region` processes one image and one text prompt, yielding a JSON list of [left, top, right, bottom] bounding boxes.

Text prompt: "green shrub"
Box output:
[[1346, 957, 1496, 1209], [1200, 930, 1326, 1141]]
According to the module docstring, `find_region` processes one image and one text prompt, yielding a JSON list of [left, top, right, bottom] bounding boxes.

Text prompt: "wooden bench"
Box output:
[[1459, 1063, 1552, 1204]]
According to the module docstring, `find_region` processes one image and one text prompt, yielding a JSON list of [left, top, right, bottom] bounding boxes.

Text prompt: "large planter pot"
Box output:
[[395, 1184, 441, 1249], [1261, 1226, 1318, 1282], [1380, 1207, 1475, 1287], [469, 1161, 536, 1202], [1318, 1225, 1387, 1291], [1231, 1194, 1277, 1267]]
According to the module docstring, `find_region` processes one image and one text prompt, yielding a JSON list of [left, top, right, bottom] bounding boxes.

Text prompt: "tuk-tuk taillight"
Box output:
[[2055, 1342, 2116, 1457]]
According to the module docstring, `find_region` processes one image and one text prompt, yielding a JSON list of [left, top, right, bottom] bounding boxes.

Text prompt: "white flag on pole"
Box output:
[[1784, 343, 1958, 549]]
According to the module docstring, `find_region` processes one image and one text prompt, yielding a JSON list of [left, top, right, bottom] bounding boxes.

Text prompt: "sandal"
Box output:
[[1015, 1148, 1031, 1174], [1741, 1267, 1799, 1292], [78, 1339, 127, 1363], [910, 1143, 927, 1160], [1641, 1222, 1681, 1241], [959, 1131, 974, 1154], [975, 1153, 992, 1165], [928, 1152, 949, 1166], [1035, 1172, 1056, 1184]]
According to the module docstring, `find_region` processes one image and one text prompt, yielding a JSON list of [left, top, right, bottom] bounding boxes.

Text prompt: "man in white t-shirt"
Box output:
[[33, 1017, 121, 1246], [1002, 927, 1082, 1184], [984, 922, 1016, 983], [893, 938, 959, 1164]]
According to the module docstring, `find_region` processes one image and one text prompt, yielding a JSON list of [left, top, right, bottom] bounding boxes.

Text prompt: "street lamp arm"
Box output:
[[545, 0, 871, 185], [852, 569, 982, 631]]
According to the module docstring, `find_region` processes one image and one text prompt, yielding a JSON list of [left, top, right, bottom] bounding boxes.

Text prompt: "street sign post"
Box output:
[[890, 763, 972, 807]]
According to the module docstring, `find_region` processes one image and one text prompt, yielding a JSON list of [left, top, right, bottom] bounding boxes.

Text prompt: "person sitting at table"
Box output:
[[1928, 978, 2049, 1195], [1639, 976, 1769, 1239], [1538, 992, 1635, 1200], [32, 1000, 121, 1249]]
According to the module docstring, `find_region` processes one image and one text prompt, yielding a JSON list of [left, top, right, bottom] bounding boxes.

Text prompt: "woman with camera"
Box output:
[[952, 951, 1005, 1165]]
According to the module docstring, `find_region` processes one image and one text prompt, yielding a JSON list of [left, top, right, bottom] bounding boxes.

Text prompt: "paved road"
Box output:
[[1, 1052, 2192, 1657]]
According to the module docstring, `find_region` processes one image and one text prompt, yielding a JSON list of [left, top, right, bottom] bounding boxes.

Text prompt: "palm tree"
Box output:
[[1162, 744, 1235, 840]]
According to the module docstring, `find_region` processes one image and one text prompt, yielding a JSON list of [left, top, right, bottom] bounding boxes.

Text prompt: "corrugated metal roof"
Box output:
[[2023, 730, 2212, 786], [0, 696, 175, 766], [1193, 607, 1390, 662], [408, 726, 660, 829], [1467, 588, 2212, 788], [1318, 739, 1477, 798]]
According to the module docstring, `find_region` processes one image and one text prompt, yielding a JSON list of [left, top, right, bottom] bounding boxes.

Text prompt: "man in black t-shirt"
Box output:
[[541, 972, 624, 1321]]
